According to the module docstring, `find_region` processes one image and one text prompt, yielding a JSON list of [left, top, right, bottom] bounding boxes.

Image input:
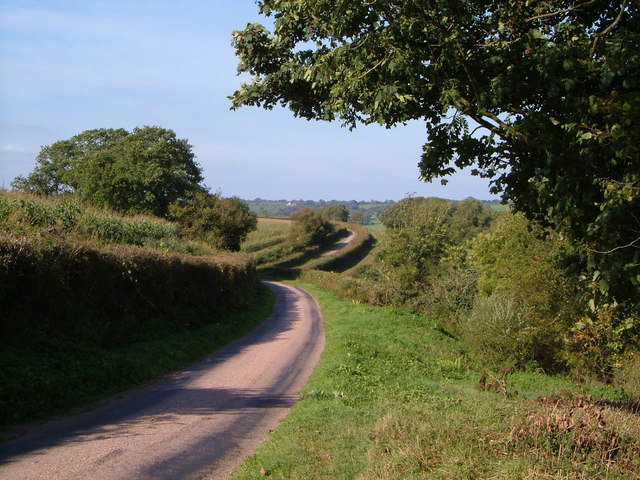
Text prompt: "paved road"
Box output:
[[322, 229, 356, 256], [0, 281, 325, 480]]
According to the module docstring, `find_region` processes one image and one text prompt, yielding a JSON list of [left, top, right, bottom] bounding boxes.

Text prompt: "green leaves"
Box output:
[[168, 191, 257, 251], [231, 0, 640, 313], [13, 127, 203, 218]]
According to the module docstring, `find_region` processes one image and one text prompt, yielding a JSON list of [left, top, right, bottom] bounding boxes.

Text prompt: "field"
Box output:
[[241, 218, 291, 252]]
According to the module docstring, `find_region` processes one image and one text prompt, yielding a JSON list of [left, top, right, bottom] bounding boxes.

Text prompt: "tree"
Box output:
[[12, 127, 203, 217], [380, 197, 454, 229], [231, 1, 640, 311], [168, 190, 257, 251], [448, 197, 497, 244], [288, 207, 334, 248], [350, 211, 365, 224], [319, 204, 349, 222]]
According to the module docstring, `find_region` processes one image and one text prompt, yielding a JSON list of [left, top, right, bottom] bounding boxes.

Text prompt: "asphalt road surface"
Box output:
[[322, 229, 356, 256], [0, 281, 325, 480]]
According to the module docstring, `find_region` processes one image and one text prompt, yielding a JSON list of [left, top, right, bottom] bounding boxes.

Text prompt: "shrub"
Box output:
[[288, 208, 334, 248], [465, 212, 584, 370], [460, 292, 565, 369], [169, 190, 257, 251]]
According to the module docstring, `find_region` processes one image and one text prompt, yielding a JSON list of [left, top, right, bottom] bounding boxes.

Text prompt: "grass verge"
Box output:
[[0, 283, 275, 431], [230, 283, 640, 479]]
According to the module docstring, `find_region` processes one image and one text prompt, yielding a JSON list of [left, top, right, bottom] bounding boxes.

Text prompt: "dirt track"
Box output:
[[0, 281, 324, 480]]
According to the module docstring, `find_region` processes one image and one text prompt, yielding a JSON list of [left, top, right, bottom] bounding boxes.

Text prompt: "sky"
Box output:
[[0, 0, 497, 202]]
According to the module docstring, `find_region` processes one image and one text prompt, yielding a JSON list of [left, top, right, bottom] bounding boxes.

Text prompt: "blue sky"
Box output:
[[0, 0, 496, 201]]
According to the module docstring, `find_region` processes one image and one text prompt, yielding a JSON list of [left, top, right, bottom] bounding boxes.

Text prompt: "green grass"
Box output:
[[230, 283, 640, 479], [241, 219, 290, 253], [0, 283, 275, 430], [365, 221, 385, 232]]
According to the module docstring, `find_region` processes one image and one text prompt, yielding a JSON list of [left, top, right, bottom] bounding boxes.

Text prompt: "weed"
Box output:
[[478, 367, 519, 397]]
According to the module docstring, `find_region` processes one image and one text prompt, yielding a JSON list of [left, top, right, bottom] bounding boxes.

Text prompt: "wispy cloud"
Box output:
[[1, 144, 29, 153]]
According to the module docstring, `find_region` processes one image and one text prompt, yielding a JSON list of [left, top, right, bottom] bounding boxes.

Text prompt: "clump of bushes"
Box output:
[[168, 189, 257, 251], [338, 195, 640, 382], [460, 212, 584, 371], [369, 196, 494, 322], [288, 207, 334, 248]]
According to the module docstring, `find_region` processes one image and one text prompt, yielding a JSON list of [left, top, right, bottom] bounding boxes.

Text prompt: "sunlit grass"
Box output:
[[230, 283, 640, 480]]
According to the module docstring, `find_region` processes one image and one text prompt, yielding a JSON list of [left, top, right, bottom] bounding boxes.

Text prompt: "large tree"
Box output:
[[230, 1, 639, 309], [12, 127, 203, 217]]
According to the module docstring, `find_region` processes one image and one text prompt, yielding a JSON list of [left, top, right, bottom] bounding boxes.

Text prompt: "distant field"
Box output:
[[488, 203, 510, 212], [258, 217, 291, 224], [241, 218, 291, 254], [365, 222, 385, 232]]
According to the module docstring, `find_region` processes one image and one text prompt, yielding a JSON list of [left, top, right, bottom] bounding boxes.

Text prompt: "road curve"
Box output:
[[322, 229, 356, 256], [0, 281, 325, 480]]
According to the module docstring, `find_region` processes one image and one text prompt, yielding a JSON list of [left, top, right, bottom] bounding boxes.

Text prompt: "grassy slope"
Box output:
[[231, 283, 640, 480]]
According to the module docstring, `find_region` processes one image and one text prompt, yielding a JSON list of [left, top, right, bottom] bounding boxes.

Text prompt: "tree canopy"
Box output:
[[12, 127, 203, 217], [288, 207, 334, 247], [231, 1, 639, 309], [319, 204, 350, 222]]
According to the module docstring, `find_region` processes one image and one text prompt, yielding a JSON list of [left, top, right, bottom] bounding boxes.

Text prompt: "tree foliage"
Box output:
[[288, 207, 334, 248], [319, 204, 349, 222], [168, 190, 257, 251], [231, 0, 640, 310], [12, 127, 203, 217], [374, 196, 494, 313]]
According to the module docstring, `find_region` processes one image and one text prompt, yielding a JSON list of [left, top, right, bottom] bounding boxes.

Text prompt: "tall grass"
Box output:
[[0, 191, 201, 253]]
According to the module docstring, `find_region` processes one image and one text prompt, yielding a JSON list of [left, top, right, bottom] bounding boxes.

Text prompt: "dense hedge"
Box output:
[[0, 234, 258, 348]]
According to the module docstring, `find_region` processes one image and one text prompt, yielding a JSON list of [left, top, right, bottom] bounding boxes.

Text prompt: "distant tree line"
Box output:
[[244, 198, 501, 225], [244, 198, 395, 224]]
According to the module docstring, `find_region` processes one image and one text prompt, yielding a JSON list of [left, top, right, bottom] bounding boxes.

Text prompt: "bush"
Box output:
[[460, 292, 566, 369], [169, 190, 257, 251], [288, 208, 334, 248], [465, 212, 584, 370]]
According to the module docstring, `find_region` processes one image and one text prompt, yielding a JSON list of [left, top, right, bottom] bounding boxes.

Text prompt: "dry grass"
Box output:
[[508, 394, 640, 478]]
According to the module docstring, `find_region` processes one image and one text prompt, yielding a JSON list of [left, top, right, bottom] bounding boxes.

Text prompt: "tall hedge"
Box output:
[[0, 234, 258, 348]]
